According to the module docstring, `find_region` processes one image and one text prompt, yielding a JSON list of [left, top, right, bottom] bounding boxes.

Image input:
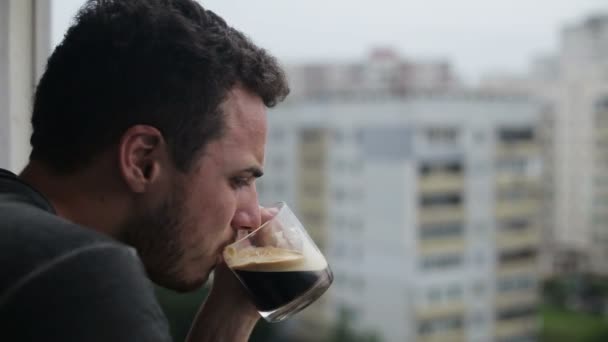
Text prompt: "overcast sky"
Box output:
[[52, 0, 607, 84]]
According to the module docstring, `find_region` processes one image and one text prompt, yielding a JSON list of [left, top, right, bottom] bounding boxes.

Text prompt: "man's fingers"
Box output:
[[260, 206, 279, 224]]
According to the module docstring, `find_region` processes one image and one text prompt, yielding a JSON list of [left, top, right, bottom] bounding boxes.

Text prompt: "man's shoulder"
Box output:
[[0, 197, 131, 294], [0, 202, 172, 342]]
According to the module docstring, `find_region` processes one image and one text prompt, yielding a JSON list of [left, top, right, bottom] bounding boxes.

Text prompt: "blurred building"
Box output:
[[284, 48, 460, 101], [479, 14, 608, 277], [258, 94, 544, 342]]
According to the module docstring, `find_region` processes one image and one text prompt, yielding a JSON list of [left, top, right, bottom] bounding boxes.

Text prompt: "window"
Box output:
[[497, 188, 533, 201], [447, 285, 462, 301], [357, 126, 413, 161], [428, 288, 442, 303], [496, 334, 537, 342], [419, 223, 463, 239], [497, 276, 536, 292], [425, 127, 459, 145], [496, 158, 528, 173], [418, 315, 464, 336], [499, 219, 530, 232], [497, 305, 536, 320], [420, 254, 463, 271], [498, 127, 535, 143], [472, 281, 486, 296], [300, 128, 324, 143], [475, 250, 486, 266], [499, 248, 537, 264], [470, 312, 485, 326], [419, 160, 464, 175], [420, 193, 462, 207]]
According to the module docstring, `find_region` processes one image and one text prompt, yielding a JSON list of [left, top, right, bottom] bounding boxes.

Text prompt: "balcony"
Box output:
[[495, 174, 541, 189], [418, 206, 465, 225], [496, 290, 539, 309], [495, 316, 539, 340], [495, 199, 540, 220], [417, 330, 465, 342], [416, 302, 465, 321], [497, 261, 538, 277], [497, 142, 539, 158], [419, 174, 464, 194], [419, 238, 466, 255], [497, 227, 541, 250], [416, 304, 466, 342]]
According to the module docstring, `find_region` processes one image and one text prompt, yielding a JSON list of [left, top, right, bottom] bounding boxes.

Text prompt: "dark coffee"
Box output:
[[225, 246, 329, 312], [234, 268, 326, 311]]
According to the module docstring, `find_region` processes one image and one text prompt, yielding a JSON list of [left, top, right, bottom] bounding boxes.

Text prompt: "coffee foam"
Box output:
[[224, 245, 328, 272]]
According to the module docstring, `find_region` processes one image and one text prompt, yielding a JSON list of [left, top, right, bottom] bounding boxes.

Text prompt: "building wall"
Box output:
[[478, 14, 608, 278], [260, 96, 543, 342], [0, 0, 51, 172]]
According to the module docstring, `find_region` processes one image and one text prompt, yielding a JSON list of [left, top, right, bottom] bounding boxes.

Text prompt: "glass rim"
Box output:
[[230, 201, 288, 245]]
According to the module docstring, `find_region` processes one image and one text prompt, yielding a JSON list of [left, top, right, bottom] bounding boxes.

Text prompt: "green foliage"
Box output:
[[541, 274, 608, 342], [154, 285, 281, 342], [541, 304, 608, 342], [155, 286, 210, 341], [328, 307, 382, 342]]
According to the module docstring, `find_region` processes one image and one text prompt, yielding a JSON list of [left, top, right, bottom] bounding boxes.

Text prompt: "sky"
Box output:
[[52, 0, 607, 84]]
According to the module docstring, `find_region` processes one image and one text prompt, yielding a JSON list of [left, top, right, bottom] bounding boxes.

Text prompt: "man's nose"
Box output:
[[231, 187, 261, 231]]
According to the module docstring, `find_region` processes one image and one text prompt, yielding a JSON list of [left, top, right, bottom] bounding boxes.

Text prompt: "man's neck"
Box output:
[[20, 161, 128, 239]]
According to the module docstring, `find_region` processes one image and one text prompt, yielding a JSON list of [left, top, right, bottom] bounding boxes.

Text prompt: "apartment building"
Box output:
[[257, 95, 544, 342], [477, 14, 608, 277], [284, 48, 459, 102]]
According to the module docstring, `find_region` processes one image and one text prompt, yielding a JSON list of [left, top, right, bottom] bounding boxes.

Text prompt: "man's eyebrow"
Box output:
[[243, 167, 264, 178]]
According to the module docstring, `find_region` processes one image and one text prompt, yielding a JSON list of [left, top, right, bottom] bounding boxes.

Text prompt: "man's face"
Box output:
[[127, 86, 267, 291]]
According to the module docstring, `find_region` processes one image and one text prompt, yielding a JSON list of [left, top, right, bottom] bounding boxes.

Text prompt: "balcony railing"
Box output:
[[419, 238, 466, 255], [497, 227, 541, 249], [495, 199, 540, 220], [496, 142, 539, 158], [495, 290, 538, 309], [497, 260, 538, 277], [417, 330, 466, 342], [418, 206, 465, 225], [419, 174, 464, 194], [495, 316, 539, 340], [415, 302, 465, 321]]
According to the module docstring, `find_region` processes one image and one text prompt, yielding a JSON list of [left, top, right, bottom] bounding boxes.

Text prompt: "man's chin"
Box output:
[[152, 270, 210, 293]]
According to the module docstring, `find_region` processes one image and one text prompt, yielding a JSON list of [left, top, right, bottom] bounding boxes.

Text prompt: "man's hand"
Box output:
[[185, 206, 278, 342]]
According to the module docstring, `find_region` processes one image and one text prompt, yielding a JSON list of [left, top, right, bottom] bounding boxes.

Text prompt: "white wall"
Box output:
[[0, 0, 51, 172]]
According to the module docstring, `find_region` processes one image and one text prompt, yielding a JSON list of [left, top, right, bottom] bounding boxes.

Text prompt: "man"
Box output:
[[0, 0, 289, 341]]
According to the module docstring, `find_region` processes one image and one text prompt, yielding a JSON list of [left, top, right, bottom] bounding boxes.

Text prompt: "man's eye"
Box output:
[[231, 177, 251, 189]]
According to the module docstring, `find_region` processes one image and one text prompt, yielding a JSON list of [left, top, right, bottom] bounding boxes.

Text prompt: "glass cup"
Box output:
[[223, 202, 333, 323]]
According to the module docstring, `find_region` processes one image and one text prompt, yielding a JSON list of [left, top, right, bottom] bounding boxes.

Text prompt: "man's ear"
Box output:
[[118, 125, 167, 193]]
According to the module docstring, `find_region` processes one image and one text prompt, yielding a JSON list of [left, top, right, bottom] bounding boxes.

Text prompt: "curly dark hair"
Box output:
[[30, 0, 289, 172]]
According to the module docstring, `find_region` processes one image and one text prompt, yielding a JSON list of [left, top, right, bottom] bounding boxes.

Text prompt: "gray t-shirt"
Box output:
[[0, 169, 172, 341]]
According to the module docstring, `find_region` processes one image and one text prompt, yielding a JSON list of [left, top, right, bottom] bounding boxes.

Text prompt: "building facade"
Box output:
[[477, 14, 608, 277], [258, 95, 544, 342]]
